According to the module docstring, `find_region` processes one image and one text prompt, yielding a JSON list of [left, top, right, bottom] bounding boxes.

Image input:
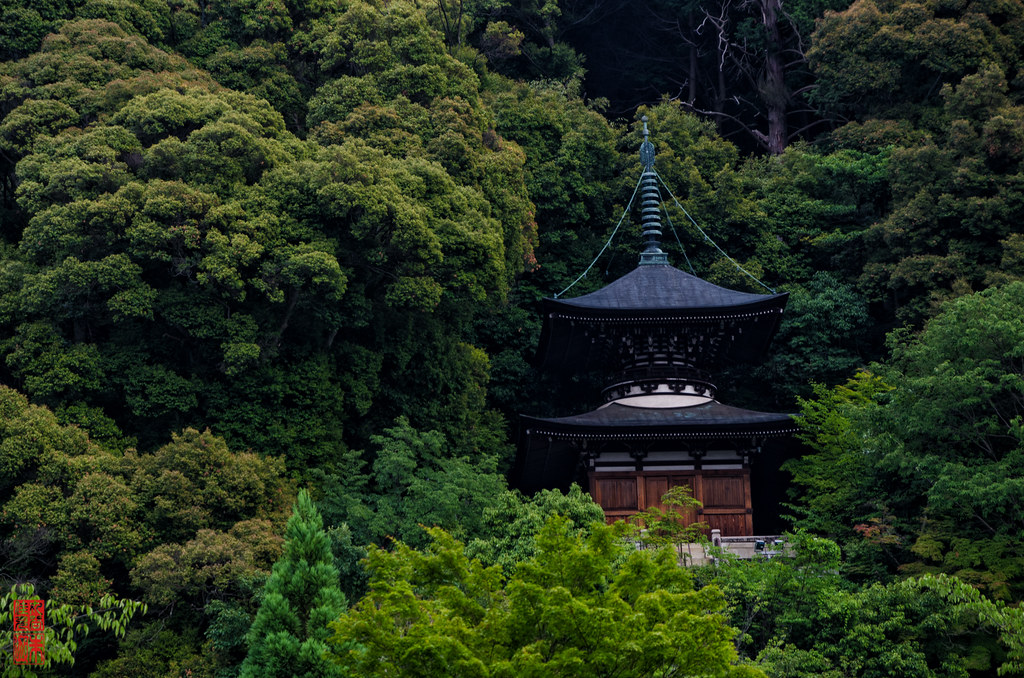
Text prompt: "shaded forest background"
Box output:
[[1, 0, 1024, 673]]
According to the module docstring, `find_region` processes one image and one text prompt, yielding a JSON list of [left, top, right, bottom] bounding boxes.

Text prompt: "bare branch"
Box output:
[[680, 101, 770, 151]]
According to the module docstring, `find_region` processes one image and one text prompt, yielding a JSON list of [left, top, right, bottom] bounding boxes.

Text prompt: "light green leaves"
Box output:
[[331, 516, 756, 678]]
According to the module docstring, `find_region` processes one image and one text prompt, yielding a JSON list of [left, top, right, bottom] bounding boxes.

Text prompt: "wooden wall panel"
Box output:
[[700, 469, 753, 535], [642, 476, 670, 511], [703, 476, 746, 508], [592, 477, 638, 511], [706, 513, 748, 536]]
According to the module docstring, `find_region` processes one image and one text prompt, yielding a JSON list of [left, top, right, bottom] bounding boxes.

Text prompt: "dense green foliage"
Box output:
[[328, 516, 763, 678], [2, 0, 1024, 673], [787, 283, 1024, 601], [700, 543, 1024, 677], [465, 484, 605, 569]]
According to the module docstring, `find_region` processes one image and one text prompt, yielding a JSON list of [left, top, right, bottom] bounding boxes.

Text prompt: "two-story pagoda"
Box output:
[[515, 121, 799, 536]]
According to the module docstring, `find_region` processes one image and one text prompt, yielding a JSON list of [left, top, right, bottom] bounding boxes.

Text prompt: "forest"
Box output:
[[0, 0, 1023, 673]]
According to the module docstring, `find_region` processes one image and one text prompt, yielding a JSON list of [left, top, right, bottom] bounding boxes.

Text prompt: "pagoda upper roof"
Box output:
[[536, 265, 788, 374], [547, 264, 786, 314]]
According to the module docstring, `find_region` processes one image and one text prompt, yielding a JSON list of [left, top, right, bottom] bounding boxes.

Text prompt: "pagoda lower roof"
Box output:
[[521, 400, 798, 440], [514, 400, 798, 494]]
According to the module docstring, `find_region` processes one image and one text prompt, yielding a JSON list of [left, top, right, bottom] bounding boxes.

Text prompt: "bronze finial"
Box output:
[[640, 115, 655, 169]]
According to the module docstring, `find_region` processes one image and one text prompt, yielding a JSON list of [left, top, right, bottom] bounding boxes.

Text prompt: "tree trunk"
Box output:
[[762, 0, 787, 154], [688, 13, 699, 104]]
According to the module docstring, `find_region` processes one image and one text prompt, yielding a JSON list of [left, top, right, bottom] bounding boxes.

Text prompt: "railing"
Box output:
[[633, 529, 789, 566], [616, 365, 713, 382]]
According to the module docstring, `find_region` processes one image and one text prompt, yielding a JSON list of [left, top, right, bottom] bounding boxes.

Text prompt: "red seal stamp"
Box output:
[[12, 599, 45, 665]]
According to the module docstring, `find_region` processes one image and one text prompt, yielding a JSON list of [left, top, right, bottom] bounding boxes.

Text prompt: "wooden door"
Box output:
[[591, 472, 697, 525], [590, 475, 639, 523], [642, 475, 671, 511], [699, 470, 753, 536], [642, 474, 697, 527], [590, 468, 753, 535]]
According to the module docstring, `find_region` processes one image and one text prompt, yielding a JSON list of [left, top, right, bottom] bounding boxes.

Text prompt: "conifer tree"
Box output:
[[239, 490, 346, 678]]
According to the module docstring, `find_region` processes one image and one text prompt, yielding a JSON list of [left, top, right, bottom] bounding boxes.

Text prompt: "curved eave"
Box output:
[[535, 295, 788, 374], [513, 405, 799, 494], [520, 404, 799, 441], [546, 291, 788, 318], [521, 423, 800, 441], [551, 264, 786, 311]]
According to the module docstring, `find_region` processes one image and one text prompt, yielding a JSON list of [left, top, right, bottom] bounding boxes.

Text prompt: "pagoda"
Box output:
[[514, 119, 799, 536]]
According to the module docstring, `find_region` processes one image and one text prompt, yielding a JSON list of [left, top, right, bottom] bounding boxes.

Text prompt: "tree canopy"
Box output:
[[328, 517, 762, 678]]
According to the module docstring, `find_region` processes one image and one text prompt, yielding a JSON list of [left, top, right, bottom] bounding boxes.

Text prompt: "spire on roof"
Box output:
[[638, 116, 668, 266]]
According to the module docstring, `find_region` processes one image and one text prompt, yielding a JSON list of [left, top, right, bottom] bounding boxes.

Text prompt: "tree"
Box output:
[[664, 0, 848, 153], [2, 11, 535, 467], [329, 516, 762, 677], [630, 484, 708, 564], [874, 282, 1024, 599], [465, 484, 604, 568], [528, 0, 847, 152], [453, 0, 597, 81], [783, 371, 892, 542], [801, 0, 1024, 326], [739, 143, 891, 283], [808, 0, 1024, 123], [750, 271, 871, 405], [696, 530, 843, 660], [698, 537, 1024, 676], [0, 19, 219, 224], [0, 385, 296, 676], [0, 388, 291, 603], [753, 574, 1024, 677], [1, 23, 355, 462], [856, 64, 1024, 324], [312, 414, 508, 595], [239, 489, 346, 678]]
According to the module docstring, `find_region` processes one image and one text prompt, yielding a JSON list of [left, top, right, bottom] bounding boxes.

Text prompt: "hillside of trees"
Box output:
[[1, 0, 1024, 674]]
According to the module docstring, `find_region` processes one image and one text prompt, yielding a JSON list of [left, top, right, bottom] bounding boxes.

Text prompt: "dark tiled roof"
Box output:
[[521, 401, 797, 438], [536, 265, 788, 374], [513, 402, 799, 493], [550, 265, 786, 312]]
